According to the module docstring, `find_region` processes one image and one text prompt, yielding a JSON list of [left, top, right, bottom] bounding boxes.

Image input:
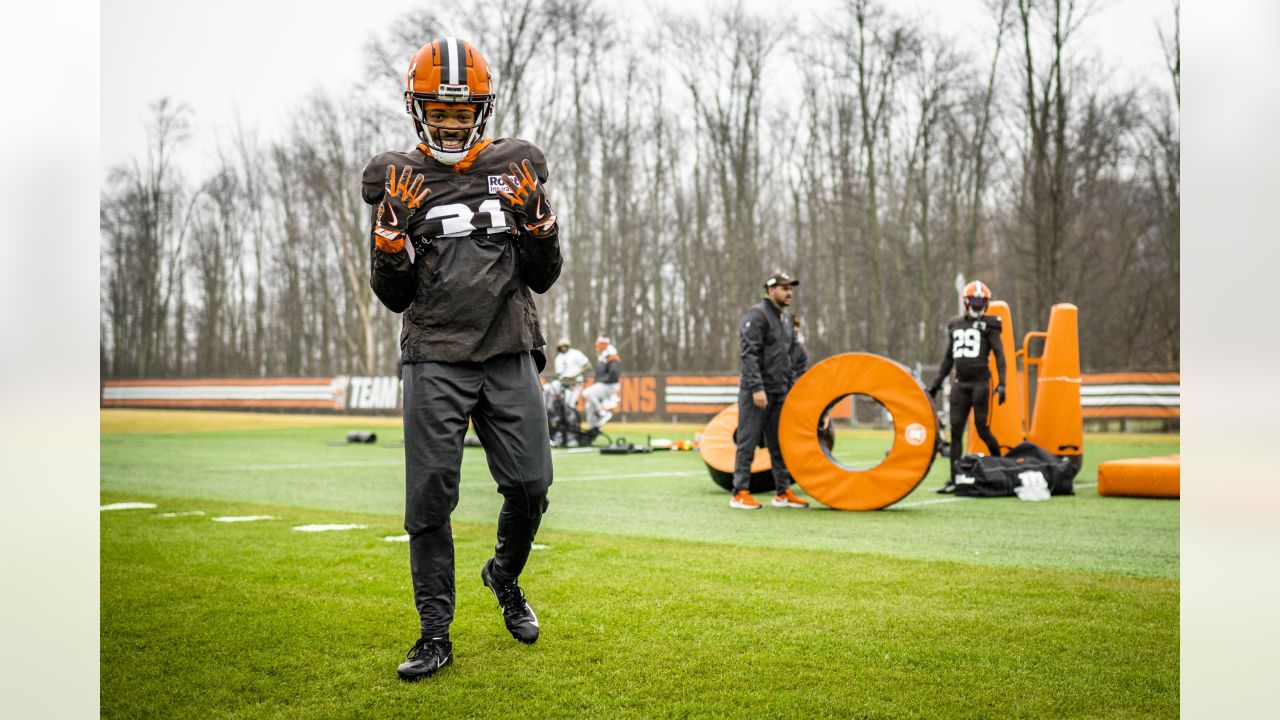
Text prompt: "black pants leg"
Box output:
[[969, 383, 1002, 456], [470, 352, 553, 585], [732, 390, 764, 492], [948, 381, 1002, 476], [403, 361, 483, 638], [762, 392, 792, 493], [732, 389, 792, 493]]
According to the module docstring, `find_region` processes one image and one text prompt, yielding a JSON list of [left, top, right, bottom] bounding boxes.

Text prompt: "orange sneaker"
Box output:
[[729, 490, 761, 509], [772, 488, 810, 508]]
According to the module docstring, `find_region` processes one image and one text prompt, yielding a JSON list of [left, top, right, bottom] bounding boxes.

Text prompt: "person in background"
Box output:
[[547, 338, 591, 446], [582, 336, 621, 430], [926, 280, 1007, 494], [790, 315, 832, 452], [730, 272, 810, 510]]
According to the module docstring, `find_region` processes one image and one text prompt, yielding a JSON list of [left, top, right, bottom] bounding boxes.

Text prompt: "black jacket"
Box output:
[[739, 299, 794, 394], [363, 139, 561, 366]]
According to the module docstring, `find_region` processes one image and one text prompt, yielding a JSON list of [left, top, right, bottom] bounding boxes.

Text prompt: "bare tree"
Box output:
[[101, 99, 200, 377], [100, 0, 1179, 381]]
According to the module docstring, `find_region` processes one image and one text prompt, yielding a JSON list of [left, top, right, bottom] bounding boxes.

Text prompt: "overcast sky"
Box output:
[[101, 0, 1176, 179]]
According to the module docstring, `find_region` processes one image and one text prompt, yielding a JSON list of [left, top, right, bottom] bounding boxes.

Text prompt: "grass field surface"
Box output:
[[101, 410, 1179, 718]]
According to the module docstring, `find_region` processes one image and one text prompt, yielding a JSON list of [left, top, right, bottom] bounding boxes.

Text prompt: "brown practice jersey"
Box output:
[[362, 138, 562, 365], [935, 314, 1006, 385]]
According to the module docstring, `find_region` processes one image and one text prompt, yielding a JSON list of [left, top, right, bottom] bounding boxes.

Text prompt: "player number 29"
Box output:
[[952, 328, 981, 359]]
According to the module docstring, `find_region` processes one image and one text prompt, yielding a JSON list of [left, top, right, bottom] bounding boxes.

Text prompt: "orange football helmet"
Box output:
[[962, 280, 992, 319], [404, 38, 495, 164]]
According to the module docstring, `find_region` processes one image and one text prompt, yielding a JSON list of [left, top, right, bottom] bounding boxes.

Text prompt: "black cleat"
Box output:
[[481, 558, 540, 644], [936, 482, 957, 494], [397, 636, 452, 681]]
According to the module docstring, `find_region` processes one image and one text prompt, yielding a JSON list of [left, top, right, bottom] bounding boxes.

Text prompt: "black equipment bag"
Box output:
[[954, 441, 1077, 497]]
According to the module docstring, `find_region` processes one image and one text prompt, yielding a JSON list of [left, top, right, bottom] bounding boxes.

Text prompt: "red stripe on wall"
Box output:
[[102, 398, 340, 409], [105, 377, 333, 387], [664, 376, 739, 386], [1082, 372, 1179, 385], [1082, 406, 1180, 419]]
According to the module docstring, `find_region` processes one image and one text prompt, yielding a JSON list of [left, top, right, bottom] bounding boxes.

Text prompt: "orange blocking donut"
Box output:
[[779, 353, 938, 510], [700, 404, 775, 493]]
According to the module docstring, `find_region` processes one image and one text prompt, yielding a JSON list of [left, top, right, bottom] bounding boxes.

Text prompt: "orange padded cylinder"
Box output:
[[1097, 455, 1180, 498], [779, 353, 938, 511], [700, 404, 771, 474], [967, 300, 1028, 454], [1028, 303, 1083, 465]]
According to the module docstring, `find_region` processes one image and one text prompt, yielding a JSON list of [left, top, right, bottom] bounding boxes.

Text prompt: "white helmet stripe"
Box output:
[[445, 37, 459, 84]]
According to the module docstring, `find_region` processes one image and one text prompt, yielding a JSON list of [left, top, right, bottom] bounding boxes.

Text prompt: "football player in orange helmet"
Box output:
[[362, 38, 562, 681], [926, 281, 1008, 493]]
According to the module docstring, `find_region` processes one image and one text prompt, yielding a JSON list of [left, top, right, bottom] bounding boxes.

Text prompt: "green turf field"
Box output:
[[101, 410, 1179, 718]]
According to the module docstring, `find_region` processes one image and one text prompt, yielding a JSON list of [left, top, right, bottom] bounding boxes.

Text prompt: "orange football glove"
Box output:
[[495, 158, 558, 237], [373, 164, 431, 253]]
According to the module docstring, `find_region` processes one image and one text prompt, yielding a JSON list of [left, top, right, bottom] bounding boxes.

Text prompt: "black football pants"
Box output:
[[401, 352, 552, 639], [949, 379, 1002, 473], [732, 389, 792, 494]]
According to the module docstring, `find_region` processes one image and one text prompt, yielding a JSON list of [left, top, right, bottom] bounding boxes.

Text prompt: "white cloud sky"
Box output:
[[101, 0, 1175, 178]]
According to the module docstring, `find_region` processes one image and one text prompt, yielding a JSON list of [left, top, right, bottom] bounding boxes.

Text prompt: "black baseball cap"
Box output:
[[764, 272, 800, 288]]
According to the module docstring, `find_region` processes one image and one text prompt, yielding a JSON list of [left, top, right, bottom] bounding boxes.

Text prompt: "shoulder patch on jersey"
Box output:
[[487, 175, 506, 195]]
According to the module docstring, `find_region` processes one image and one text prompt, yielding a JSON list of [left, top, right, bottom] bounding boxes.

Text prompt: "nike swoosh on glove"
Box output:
[[374, 164, 431, 253], [495, 158, 558, 237]]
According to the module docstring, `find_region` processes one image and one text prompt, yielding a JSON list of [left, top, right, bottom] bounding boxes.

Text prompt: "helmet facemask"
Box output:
[[406, 93, 494, 165], [964, 295, 988, 319]]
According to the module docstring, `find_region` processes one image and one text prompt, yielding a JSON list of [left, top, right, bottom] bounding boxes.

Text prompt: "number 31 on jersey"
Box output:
[[425, 198, 508, 237]]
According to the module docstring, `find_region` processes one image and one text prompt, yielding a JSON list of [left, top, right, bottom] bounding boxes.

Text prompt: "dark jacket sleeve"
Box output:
[[988, 320, 1007, 386], [739, 308, 765, 393], [362, 154, 417, 313], [368, 209, 417, 313], [516, 230, 562, 293], [929, 326, 954, 393]]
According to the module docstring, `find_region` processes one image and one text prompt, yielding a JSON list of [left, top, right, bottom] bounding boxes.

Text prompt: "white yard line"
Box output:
[[100, 502, 157, 511], [891, 496, 973, 509], [221, 448, 598, 472], [220, 460, 406, 471], [548, 470, 704, 483]]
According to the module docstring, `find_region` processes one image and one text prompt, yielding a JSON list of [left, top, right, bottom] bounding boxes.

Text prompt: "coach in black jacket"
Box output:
[[729, 272, 810, 510]]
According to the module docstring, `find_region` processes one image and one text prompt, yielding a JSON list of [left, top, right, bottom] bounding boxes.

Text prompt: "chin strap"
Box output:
[[418, 139, 492, 172]]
